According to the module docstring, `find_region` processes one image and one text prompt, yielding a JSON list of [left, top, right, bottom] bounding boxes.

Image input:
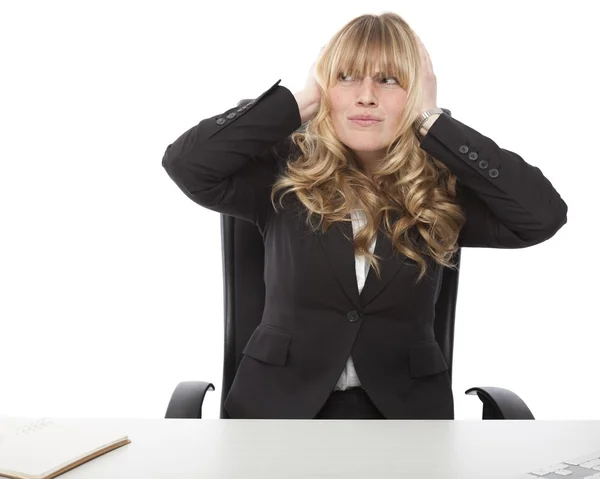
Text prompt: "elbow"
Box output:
[[162, 143, 193, 186], [161, 144, 223, 208], [162, 143, 181, 175], [544, 197, 568, 239], [523, 199, 568, 246]]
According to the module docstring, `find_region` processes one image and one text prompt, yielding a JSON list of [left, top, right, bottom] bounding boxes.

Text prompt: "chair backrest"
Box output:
[[218, 100, 461, 419], [218, 213, 462, 418]]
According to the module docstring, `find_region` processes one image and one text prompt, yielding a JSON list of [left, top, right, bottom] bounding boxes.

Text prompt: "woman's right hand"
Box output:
[[294, 48, 323, 123], [303, 51, 322, 103]]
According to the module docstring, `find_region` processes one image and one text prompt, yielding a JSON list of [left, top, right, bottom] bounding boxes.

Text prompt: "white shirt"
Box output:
[[333, 209, 377, 391]]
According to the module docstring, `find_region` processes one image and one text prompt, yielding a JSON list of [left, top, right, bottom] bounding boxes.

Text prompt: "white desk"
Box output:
[[3, 418, 600, 479]]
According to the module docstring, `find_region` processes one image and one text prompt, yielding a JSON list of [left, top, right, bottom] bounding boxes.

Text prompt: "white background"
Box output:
[[1, 0, 597, 420]]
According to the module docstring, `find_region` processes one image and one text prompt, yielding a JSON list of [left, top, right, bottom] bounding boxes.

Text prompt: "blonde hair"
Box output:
[[270, 12, 466, 283]]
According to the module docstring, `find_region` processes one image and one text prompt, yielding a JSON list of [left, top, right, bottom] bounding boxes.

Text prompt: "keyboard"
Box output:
[[518, 450, 600, 478]]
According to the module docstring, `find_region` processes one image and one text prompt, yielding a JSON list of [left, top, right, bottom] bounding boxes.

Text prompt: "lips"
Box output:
[[348, 115, 382, 121], [349, 118, 382, 126]]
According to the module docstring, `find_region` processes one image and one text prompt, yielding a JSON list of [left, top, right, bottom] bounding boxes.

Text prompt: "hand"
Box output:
[[302, 47, 322, 103], [414, 33, 438, 114], [296, 46, 324, 123]]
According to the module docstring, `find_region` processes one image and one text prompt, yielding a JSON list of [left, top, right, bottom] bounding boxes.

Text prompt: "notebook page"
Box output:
[[0, 418, 129, 478]]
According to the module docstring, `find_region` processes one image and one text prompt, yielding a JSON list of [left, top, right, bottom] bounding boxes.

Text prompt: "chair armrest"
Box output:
[[165, 381, 215, 418], [465, 386, 535, 420]]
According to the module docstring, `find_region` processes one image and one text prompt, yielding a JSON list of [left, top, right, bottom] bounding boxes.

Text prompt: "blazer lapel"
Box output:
[[359, 225, 410, 307], [316, 218, 361, 309], [317, 213, 411, 310]]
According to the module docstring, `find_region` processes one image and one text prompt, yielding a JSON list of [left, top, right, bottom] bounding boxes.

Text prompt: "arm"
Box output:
[[419, 113, 568, 248], [162, 80, 302, 230]]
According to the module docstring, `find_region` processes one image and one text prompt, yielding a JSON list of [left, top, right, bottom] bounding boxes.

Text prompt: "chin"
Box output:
[[347, 144, 385, 153]]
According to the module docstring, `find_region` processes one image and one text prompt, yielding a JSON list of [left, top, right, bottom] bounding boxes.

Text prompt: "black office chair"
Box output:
[[165, 100, 536, 421]]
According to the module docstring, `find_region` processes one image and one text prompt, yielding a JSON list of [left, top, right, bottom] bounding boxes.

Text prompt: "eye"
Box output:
[[338, 73, 398, 85], [379, 76, 398, 84], [338, 73, 356, 82]]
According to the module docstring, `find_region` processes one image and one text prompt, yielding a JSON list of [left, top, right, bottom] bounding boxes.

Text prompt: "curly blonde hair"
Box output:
[[270, 12, 467, 284]]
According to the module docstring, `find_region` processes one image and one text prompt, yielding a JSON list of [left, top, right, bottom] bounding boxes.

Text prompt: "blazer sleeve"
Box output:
[[418, 113, 568, 248], [161, 80, 302, 231]]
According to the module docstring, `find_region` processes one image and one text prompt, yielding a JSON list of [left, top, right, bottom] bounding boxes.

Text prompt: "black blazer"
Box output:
[[162, 80, 567, 419]]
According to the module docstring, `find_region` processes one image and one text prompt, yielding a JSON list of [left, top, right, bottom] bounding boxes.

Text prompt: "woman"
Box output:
[[162, 13, 567, 420]]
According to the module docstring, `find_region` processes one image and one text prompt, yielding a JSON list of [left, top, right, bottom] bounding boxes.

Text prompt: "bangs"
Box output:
[[327, 18, 411, 88]]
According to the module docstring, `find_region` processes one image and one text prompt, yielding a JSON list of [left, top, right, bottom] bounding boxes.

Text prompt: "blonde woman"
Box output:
[[162, 13, 567, 420]]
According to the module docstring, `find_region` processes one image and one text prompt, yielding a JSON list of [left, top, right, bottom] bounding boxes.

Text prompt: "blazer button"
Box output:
[[489, 168, 499, 178], [347, 310, 360, 322], [468, 152, 478, 161], [478, 159, 488, 169], [226, 112, 237, 119], [459, 145, 469, 154], [216, 118, 226, 125]]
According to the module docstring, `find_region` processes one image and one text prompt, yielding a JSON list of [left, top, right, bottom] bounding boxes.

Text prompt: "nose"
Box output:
[[355, 78, 378, 106]]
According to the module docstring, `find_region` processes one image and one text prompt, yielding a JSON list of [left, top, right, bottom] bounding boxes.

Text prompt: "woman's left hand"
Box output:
[[414, 33, 438, 114]]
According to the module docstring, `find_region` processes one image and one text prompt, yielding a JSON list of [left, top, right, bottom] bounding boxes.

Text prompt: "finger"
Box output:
[[416, 36, 433, 69], [418, 37, 430, 61], [415, 35, 427, 61]]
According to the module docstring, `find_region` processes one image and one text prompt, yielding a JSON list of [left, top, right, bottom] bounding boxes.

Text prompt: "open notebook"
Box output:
[[0, 417, 130, 479]]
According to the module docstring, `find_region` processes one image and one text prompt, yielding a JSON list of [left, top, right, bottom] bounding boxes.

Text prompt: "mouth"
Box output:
[[349, 119, 382, 127]]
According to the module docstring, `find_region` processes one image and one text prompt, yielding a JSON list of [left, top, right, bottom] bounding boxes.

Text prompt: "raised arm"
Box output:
[[419, 113, 568, 248], [162, 80, 303, 230]]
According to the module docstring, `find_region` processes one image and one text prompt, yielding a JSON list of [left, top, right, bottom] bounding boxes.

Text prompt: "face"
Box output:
[[328, 70, 408, 176]]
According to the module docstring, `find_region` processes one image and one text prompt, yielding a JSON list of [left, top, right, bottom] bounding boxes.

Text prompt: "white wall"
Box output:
[[0, 0, 596, 420]]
